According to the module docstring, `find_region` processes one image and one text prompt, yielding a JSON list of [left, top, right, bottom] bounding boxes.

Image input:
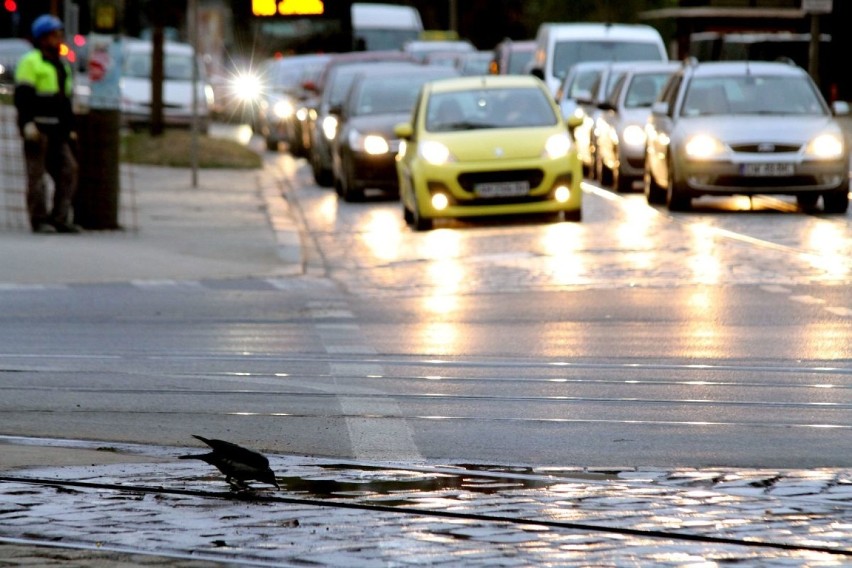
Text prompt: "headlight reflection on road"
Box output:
[[317, 193, 338, 226], [361, 210, 402, 262], [614, 198, 659, 272], [540, 223, 586, 286], [803, 222, 851, 279], [687, 223, 722, 285]]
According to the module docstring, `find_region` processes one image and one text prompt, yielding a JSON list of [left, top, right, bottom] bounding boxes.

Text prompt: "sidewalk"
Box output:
[[0, 162, 303, 287], [0, 160, 850, 565]]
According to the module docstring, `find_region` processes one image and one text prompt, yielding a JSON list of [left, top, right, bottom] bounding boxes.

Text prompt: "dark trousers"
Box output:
[[23, 133, 79, 229]]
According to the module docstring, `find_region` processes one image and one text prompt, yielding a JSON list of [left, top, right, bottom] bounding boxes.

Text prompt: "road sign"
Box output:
[[802, 0, 832, 14]]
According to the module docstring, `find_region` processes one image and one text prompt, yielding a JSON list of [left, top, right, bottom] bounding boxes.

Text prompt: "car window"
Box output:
[[124, 52, 198, 81], [426, 87, 557, 132], [353, 76, 435, 116], [682, 75, 826, 117], [569, 68, 602, 100], [552, 41, 664, 80], [624, 72, 670, 108]]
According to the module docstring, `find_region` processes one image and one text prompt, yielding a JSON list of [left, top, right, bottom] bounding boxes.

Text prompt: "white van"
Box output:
[[351, 3, 424, 51], [530, 23, 668, 96]]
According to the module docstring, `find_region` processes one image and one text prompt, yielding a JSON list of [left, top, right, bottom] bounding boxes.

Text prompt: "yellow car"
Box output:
[[394, 75, 582, 230]]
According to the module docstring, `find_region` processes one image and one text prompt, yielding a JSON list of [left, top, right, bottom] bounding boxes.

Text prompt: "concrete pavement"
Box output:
[[1, 159, 851, 565]]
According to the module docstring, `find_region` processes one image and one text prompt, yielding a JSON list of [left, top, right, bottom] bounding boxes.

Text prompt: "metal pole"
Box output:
[[190, 0, 199, 187], [807, 13, 820, 88]]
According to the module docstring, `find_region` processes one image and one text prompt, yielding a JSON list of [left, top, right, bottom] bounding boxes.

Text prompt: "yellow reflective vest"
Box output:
[[14, 48, 74, 133]]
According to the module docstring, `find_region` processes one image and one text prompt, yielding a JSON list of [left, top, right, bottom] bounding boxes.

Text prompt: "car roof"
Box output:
[[688, 60, 806, 78], [538, 22, 664, 41], [426, 75, 546, 94]]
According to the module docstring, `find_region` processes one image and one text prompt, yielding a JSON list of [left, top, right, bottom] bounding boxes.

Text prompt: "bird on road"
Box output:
[[179, 435, 280, 491]]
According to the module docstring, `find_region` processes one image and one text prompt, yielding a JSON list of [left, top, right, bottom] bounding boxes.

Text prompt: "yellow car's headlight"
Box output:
[[805, 133, 844, 160], [684, 134, 726, 160], [543, 133, 572, 159], [419, 140, 454, 165], [622, 124, 646, 147], [349, 130, 390, 155]]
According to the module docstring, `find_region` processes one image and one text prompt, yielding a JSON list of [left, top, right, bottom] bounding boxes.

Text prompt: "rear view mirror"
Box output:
[[394, 122, 413, 139]]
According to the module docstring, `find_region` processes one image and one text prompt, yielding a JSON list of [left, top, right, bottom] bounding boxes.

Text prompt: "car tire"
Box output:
[[665, 157, 691, 211], [614, 165, 633, 193], [644, 155, 666, 205], [563, 208, 582, 222], [412, 203, 433, 231], [597, 155, 613, 187], [823, 184, 849, 214], [796, 193, 819, 211]]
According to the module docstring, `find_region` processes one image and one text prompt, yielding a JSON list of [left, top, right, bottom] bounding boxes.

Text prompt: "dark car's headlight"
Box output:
[[349, 130, 390, 155]]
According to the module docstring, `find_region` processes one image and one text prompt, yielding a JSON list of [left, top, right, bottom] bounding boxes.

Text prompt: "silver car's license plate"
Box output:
[[741, 163, 795, 177], [474, 181, 530, 198]]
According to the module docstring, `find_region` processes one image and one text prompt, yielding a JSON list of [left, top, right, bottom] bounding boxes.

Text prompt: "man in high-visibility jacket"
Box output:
[[14, 14, 81, 234]]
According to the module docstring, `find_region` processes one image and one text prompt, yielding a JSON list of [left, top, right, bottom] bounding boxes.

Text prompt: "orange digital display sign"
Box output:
[[252, 0, 325, 17]]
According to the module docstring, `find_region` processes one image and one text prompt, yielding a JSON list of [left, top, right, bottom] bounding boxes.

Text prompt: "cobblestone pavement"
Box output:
[[1, 438, 851, 566]]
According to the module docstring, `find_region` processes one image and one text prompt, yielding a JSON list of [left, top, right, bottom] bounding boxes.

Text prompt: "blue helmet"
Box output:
[[31, 14, 64, 41]]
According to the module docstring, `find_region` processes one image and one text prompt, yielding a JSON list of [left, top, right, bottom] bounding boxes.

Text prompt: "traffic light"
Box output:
[[4, 0, 17, 12]]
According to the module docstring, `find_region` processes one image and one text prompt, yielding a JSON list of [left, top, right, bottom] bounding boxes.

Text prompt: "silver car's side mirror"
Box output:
[[832, 100, 850, 116], [651, 101, 669, 115]]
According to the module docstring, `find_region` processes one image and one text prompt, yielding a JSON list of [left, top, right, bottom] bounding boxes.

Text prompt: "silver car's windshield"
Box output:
[[681, 74, 827, 117]]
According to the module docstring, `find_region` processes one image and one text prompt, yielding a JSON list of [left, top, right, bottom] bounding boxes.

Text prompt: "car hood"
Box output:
[[347, 113, 411, 137], [441, 127, 562, 161], [677, 115, 842, 145]]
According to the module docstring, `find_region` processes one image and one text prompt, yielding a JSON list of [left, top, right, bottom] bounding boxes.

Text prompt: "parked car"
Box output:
[[330, 64, 459, 201], [305, 51, 416, 186], [644, 59, 849, 212], [0, 38, 31, 98], [257, 53, 331, 152], [394, 75, 583, 230], [121, 39, 213, 133], [489, 38, 535, 75], [595, 61, 680, 192]]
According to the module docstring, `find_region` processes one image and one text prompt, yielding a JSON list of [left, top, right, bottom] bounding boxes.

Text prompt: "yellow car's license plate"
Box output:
[[474, 181, 530, 198]]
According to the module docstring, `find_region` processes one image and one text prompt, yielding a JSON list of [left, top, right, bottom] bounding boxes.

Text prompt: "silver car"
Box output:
[[644, 59, 849, 212], [595, 61, 679, 192]]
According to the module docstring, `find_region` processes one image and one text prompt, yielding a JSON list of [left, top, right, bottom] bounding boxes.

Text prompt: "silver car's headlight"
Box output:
[[805, 133, 844, 160], [684, 134, 726, 160], [543, 133, 572, 159], [419, 140, 455, 165], [622, 124, 646, 147], [349, 130, 390, 155]]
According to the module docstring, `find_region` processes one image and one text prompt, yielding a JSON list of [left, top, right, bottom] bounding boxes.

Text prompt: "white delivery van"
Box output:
[[351, 3, 424, 51], [530, 23, 668, 96]]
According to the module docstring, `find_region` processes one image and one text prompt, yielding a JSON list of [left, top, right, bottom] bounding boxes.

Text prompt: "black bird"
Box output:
[[179, 435, 279, 490]]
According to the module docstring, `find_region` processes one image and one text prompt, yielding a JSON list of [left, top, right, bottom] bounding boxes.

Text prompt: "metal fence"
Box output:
[[0, 101, 28, 230], [0, 102, 137, 232]]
